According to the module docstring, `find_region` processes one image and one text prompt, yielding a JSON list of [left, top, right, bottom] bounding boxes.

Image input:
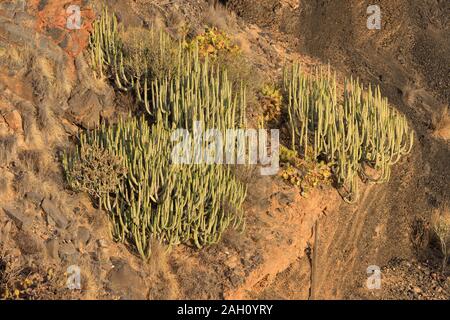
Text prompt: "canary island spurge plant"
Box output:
[[64, 117, 246, 259], [66, 8, 248, 259], [283, 63, 414, 203]]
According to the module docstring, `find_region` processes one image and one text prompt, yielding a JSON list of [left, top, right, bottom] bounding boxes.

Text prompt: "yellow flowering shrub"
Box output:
[[192, 27, 240, 59], [279, 146, 332, 197]]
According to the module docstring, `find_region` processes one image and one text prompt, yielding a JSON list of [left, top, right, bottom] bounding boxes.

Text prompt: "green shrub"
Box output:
[[190, 27, 240, 59], [279, 145, 332, 197], [257, 83, 282, 127], [283, 63, 414, 203]]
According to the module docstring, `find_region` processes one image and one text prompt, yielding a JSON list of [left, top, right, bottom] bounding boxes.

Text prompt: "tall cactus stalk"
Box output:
[[89, 6, 122, 80], [89, 7, 177, 102], [283, 63, 414, 203]]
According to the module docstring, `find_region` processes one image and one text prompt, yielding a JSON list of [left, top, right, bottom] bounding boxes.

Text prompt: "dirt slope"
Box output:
[[0, 0, 449, 300], [227, 0, 449, 299], [296, 0, 449, 299]]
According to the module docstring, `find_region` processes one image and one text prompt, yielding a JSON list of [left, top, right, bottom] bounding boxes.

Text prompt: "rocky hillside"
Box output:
[[0, 0, 449, 300]]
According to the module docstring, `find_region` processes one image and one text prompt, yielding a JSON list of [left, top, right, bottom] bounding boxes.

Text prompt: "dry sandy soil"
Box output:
[[0, 0, 448, 300]]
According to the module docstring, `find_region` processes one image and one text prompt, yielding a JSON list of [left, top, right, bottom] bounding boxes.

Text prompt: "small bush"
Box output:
[[257, 83, 282, 127], [63, 143, 127, 199], [279, 145, 331, 197], [192, 27, 240, 59]]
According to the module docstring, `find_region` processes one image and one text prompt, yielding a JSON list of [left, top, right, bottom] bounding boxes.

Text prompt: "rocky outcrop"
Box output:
[[2, 206, 32, 230], [2, 110, 22, 132], [41, 198, 69, 229], [67, 89, 102, 129], [107, 259, 147, 300]]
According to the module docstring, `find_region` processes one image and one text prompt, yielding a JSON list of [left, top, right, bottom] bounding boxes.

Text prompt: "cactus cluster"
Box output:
[[66, 9, 248, 259], [283, 63, 414, 203], [64, 117, 246, 259], [89, 6, 121, 79], [89, 8, 246, 127]]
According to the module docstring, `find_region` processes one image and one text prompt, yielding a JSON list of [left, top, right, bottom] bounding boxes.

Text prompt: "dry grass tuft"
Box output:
[[432, 207, 450, 272], [410, 217, 430, 257], [0, 169, 14, 198], [0, 175, 8, 196], [14, 101, 40, 146], [433, 107, 450, 140], [146, 240, 178, 299], [0, 45, 31, 71], [202, 1, 238, 33], [0, 135, 17, 166], [18, 149, 51, 176], [30, 56, 55, 99]]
